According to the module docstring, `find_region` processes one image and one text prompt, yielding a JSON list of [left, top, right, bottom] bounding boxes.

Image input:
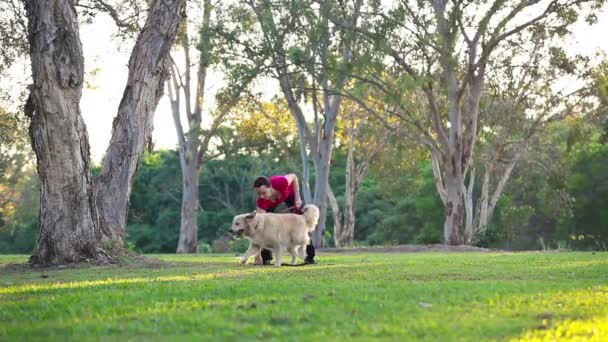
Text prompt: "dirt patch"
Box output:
[[318, 244, 498, 253], [0, 254, 171, 274]]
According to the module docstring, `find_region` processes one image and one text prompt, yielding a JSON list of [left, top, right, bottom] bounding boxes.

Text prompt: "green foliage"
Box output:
[[353, 161, 444, 245], [229, 238, 250, 253], [124, 149, 302, 253], [0, 167, 39, 254], [198, 241, 212, 254], [477, 196, 536, 249], [1, 252, 607, 340], [126, 151, 182, 253], [565, 141, 608, 250], [0, 107, 28, 179]]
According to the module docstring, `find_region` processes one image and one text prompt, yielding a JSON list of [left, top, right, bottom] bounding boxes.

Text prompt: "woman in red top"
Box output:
[[253, 174, 315, 264]]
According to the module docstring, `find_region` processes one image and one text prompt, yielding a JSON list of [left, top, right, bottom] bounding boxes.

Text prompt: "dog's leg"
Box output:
[[273, 246, 282, 267], [254, 252, 263, 265], [240, 244, 261, 265], [287, 247, 298, 265], [297, 245, 306, 259]]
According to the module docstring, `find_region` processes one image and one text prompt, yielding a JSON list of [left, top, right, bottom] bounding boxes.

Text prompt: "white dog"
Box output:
[[230, 204, 319, 266]]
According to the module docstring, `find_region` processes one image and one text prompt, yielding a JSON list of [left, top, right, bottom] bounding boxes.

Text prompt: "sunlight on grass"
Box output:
[[0, 262, 352, 295], [505, 287, 608, 341], [1, 252, 606, 341], [515, 316, 608, 341]]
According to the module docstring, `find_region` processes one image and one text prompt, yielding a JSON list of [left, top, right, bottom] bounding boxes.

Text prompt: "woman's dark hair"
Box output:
[[253, 176, 271, 188]]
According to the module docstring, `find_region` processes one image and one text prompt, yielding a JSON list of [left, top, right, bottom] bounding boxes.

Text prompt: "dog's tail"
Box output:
[[302, 204, 320, 231]]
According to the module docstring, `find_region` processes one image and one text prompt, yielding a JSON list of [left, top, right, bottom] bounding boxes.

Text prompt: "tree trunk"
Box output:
[[297, 125, 313, 204], [93, 0, 186, 248], [312, 161, 330, 247], [339, 129, 357, 247], [176, 160, 200, 253], [477, 165, 492, 235], [463, 167, 475, 244], [327, 186, 342, 247], [444, 174, 466, 245], [476, 152, 522, 236], [25, 0, 99, 266], [26, 0, 186, 265], [311, 111, 339, 247], [342, 189, 356, 247]]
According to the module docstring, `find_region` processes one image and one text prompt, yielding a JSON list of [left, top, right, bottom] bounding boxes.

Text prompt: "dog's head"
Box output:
[[230, 211, 259, 238]]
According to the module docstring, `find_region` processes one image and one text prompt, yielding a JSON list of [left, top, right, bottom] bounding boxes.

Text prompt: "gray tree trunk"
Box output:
[[335, 122, 358, 247], [92, 0, 186, 249], [311, 96, 342, 247], [327, 186, 342, 246], [176, 163, 200, 253], [444, 173, 466, 245], [171, 0, 241, 253], [25, 0, 99, 266], [341, 138, 357, 247], [26, 0, 186, 265]]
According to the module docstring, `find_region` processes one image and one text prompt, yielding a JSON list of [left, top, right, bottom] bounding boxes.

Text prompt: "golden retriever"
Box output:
[[230, 204, 319, 266]]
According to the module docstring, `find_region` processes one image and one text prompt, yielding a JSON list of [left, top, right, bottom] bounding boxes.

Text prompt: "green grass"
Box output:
[[1, 252, 607, 341]]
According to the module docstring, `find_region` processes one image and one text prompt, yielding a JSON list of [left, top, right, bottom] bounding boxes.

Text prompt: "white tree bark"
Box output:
[[333, 105, 390, 247]]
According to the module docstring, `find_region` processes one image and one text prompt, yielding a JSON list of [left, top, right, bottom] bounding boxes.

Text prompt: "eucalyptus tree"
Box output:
[[353, 0, 605, 244], [167, 0, 259, 253], [213, 0, 365, 246], [24, 0, 186, 265]]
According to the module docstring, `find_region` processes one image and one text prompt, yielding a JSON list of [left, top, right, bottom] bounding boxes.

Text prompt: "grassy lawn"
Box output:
[[0, 252, 607, 341]]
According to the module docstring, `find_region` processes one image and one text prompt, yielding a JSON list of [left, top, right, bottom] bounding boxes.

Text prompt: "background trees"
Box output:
[[1, 0, 607, 257]]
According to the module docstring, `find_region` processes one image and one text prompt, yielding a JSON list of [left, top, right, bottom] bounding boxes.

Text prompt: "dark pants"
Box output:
[[261, 195, 316, 265]]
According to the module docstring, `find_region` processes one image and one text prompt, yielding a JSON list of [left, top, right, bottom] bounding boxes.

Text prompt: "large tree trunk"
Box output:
[[444, 173, 466, 245], [26, 0, 186, 266], [93, 0, 185, 248], [25, 0, 99, 266]]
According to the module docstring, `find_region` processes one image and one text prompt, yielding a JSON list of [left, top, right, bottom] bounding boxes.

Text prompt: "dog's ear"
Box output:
[[245, 211, 256, 219]]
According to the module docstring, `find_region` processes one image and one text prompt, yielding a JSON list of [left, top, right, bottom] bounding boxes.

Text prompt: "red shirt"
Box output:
[[257, 175, 294, 211]]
